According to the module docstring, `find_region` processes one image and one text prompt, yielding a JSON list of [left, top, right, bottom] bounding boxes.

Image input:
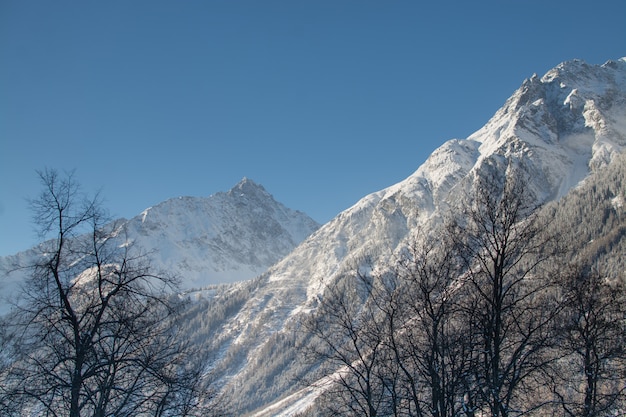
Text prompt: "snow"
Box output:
[[0, 178, 319, 314], [248, 372, 343, 417], [248, 385, 321, 417], [223, 57, 626, 415], [2, 57, 625, 414], [120, 178, 320, 288], [141, 207, 151, 223]]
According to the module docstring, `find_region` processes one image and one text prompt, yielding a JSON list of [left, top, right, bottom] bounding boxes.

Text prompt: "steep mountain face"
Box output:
[[187, 58, 626, 414], [122, 177, 320, 288], [0, 178, 320, 313]]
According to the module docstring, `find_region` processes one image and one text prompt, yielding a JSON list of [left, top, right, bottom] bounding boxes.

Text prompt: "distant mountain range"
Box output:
[[1, 57, 625, 415]]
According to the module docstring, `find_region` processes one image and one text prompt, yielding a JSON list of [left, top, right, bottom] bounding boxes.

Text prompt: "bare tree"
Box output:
[[0, 169, 212, 417], [447, 169, 561, 417], [302, 268, 394, 417], [553, 265, 626, 417], [336, 232, 477, 417], [301, 168, 570, 417], [386, 234, 477, 417], [302, 232, 475, 417]]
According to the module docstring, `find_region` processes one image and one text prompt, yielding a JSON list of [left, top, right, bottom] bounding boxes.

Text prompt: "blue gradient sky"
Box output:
[[1, 0, 625, 255]]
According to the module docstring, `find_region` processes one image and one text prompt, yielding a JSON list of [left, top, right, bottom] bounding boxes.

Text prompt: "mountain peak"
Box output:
[[469, 57, 625, 169], [228, 177, 269, 198], [117, 177, 321, 288], [236, 176, 255, 187]]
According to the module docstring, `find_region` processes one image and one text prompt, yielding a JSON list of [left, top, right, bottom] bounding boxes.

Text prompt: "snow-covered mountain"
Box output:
[[2, 57, 625, 415], [122, 177, 320, 288], [0, 178, 320, 313], [187, 57, 626, 414], [117, 56, 624, 300]]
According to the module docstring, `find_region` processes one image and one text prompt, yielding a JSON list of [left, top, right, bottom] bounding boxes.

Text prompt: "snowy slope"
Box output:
[[201, 57, 626, 414]]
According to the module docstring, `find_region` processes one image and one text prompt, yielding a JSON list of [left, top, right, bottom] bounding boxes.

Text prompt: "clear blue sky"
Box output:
[[1, 0, 624, 256]]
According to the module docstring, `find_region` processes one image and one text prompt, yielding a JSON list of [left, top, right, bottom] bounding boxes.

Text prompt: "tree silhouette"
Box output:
[[0, 169, 212, 417]]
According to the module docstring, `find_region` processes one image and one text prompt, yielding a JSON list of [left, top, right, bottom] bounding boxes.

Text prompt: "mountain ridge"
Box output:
[[197, 57, 626, 414]]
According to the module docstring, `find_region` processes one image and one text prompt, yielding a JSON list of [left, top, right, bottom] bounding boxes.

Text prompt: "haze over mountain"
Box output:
[[1, 57, 625, 416]]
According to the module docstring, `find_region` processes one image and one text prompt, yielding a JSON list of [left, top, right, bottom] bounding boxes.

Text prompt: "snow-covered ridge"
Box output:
[[208, 57, 626, 414], [331, 60, 626, 233], [468, 57, 626, 196]]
